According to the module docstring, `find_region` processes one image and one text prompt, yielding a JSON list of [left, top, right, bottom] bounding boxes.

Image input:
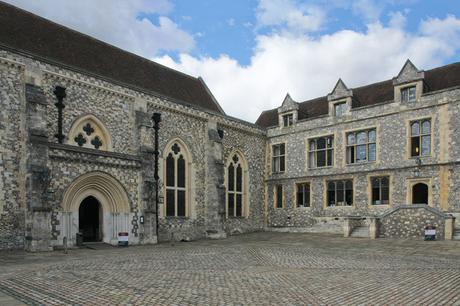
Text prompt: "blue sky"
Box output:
[[5, 0, 460, 122]]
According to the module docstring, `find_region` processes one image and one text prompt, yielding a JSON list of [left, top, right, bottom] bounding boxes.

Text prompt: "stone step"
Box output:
[[350, 226, 370, 238]]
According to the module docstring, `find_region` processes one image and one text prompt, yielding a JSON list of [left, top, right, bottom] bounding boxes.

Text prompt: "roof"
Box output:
[[256, 62, 460, 128], [0, 2, 224, 114]]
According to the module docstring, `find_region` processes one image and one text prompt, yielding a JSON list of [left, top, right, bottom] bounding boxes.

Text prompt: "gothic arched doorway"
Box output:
[[78, 196, 102, 242], [412, 183, 428, 204]]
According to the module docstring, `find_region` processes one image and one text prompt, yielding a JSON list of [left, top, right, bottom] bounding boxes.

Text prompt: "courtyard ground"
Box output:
[[0, 232, 459, 305]]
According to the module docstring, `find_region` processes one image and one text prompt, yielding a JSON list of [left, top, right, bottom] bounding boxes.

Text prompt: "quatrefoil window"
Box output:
[[68, 116, 111, 151]]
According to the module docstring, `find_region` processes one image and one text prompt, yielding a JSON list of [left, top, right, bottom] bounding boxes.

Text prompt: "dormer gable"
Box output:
[[328, 79, 352, 117], [277, 93, 299, 128], [393, 59, 424, 86], [327, 79, 353, 101], [393, 59, 425, 103]]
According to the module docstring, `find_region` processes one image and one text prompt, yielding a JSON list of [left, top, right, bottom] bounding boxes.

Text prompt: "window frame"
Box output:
[[401, 86, 417, 103], [333, 101, 347, 117], [274, 184, 284, 208], [409, 118, 432, 158], [325, 179, 354, 207], [370, 176, 390, 206], [272, 143, 286, 173], [163, 140, 191, 218], [295, 182, 311, 208], [308, 135, 334, 169], [226, 152, 248, 218], [346, 128, 377, 164], [282, 113, 294, 127]]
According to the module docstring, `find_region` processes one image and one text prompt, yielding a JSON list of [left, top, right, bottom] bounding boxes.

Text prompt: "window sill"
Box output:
[[369, 204, 391, 207], [295, 206, 311, 209], [325, 205, 354, 209], [308, 166, 334, 170], [346, 161, 376, 166]]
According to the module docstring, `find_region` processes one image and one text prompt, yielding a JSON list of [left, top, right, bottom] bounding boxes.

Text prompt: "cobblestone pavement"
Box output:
[[0, 232, 459, 305]]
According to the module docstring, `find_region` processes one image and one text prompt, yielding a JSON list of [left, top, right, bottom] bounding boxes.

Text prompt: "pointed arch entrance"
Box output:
[[60, 172, 131, 246], [79, 196, 102, 242]]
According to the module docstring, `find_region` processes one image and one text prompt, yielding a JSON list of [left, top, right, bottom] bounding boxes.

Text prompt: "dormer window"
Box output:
[[401, 86, 416, 103], [282, 113, 293, 127], [334, 102, 347, 116]]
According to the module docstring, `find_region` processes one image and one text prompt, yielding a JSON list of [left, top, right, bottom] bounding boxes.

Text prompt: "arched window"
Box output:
[[226, 152, 248, 217], [164, 141, 189, 217], [68, 115, 111, 151]]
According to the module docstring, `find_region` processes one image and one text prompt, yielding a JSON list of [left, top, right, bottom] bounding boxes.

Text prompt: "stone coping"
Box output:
[[379, 204, 453, 219]]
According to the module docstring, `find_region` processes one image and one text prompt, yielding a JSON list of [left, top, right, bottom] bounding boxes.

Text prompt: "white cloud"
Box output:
[[4, 0, 195, 58], [156, 16, 460, 122], [256, 0, 326, 33], [352, 0, 383, 21]]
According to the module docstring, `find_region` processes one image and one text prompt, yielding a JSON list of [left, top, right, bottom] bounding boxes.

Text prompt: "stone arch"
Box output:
[[59, 171, 131, 246], [62, 171, 130, 213], [67, 114, 112, 151], [161, 138, 194, 218], [225, 149, 250, 218]]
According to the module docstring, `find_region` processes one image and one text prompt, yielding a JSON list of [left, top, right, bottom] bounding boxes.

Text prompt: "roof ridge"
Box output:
[[1, 1, 200, 82]]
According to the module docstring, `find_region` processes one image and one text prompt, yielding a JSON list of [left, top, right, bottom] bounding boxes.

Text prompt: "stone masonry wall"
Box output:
[[0, 59, 26, 249], [266, 86, 460, 228], [221, 124, 266, 235], [379, 206, 447, 239]]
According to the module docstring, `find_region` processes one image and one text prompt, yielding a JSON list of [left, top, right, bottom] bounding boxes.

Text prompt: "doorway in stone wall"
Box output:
[[79, 196, 102, 242], [412, 183, 429, 204]]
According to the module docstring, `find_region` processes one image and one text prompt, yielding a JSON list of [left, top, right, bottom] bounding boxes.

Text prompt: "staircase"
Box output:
[[453, 228, 460, 240], [350, 226, 370, 238]]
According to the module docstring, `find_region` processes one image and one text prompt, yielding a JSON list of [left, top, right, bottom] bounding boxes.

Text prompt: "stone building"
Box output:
[[256, 59, 460, 240], [0, 3, 458, 251]]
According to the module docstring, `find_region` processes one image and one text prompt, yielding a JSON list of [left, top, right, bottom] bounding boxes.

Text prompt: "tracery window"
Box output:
[[165, 142, 188, 217], [346, 129, 376, 164], [227, 153, 247, 217], [68, 116, 110, 151], [410, 119, 431, 157]]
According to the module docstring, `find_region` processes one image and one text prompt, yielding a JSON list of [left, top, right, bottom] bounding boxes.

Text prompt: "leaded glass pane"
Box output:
[[327, 137, 333, 148], [421, 135, 431, 156], [317, 137, 326, 149], [368, 144, 376, 161], [345, 189, 353, 205], [279, 156, 285, 172], [357, 132, 366, 144], [228, 193, 235, 216], [411, 122, 420, 136], [166, 189, 175, 216], [309, 140, 316, 151], [177, 155, 185, 188], [317, 150, 326, 167], [327, 149, 333, 166], [166, 154, 175, 187], [356, 144, 366, 162], [347, 133, 355, 145], [422, 120, 431, 134], [236, 165, 242, 192], [279, 144, 285, 155], [236, 194, 242, 217], [368, 130, 376, 142], [411, 137, 420, 156], [228, 164, 234, 191], [177, 190, 186, 216], [276, 185, 283, 208]]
